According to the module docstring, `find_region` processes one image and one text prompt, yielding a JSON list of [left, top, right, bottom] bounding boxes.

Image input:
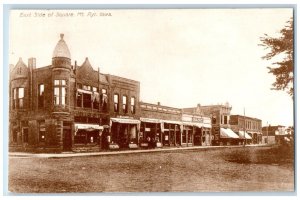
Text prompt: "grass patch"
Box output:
[[223, 145, 294, 165]]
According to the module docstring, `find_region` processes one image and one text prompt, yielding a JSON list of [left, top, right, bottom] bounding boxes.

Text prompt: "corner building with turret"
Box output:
[[9, 34, 140, 152]]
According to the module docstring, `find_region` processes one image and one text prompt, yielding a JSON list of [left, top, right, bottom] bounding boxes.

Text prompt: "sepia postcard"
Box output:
[[6, 6, 295, 195]]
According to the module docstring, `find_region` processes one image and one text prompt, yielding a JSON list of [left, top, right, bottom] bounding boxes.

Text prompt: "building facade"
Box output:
[[229, 115, 262, 144], [10, 33, 272, 153], [9, 34, 140, 152], [183, 103, 238, 146], [262, 125, 293, 145]]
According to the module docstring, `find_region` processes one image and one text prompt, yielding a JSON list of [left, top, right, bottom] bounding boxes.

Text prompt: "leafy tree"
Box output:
[[259, 18, 294, 97]]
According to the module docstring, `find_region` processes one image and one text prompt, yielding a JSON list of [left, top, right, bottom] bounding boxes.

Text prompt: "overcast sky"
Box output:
[[9, 8, 294, 126]]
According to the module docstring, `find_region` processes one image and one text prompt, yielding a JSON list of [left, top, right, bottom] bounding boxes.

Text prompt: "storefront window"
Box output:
[[74, 130, 99, 144], [39, 121, 46, 142]]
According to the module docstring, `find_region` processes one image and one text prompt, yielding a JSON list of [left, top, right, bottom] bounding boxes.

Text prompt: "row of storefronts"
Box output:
[[9, 33, 264, 153]]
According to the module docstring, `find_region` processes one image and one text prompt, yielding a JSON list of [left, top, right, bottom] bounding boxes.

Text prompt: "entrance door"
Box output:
[[63, 129, 72, 151]]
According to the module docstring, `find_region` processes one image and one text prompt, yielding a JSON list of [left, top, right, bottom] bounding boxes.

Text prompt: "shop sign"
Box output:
[[193, 117, 204, 123], [117, 115, 133, 119]]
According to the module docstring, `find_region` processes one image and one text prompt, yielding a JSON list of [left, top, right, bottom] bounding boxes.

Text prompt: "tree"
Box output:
[[259, 18, 294, 97]]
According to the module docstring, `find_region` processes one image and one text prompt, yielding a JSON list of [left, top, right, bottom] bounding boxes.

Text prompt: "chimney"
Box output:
[[28, 57, 36, 70], [157, 102, 161, 106]]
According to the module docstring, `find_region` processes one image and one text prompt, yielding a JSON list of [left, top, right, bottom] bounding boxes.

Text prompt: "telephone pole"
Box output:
[[244, 107, 246, 147]]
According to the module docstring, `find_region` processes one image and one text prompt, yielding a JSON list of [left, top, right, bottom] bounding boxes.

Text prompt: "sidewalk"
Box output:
[[9, 144, 267, 158]]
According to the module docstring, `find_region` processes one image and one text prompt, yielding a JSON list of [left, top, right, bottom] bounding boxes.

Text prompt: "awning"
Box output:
[[77, 88, 92, 94], [74, 123, 103, 132], [248, 131, 262, 135], [203, 124, 212, 128], [110, 118, 141, 124], [238, 131, 252, 140], [161, 120, 182, 125], [182, 121, 202, 128], [182, 121, 211, 129], [220, 128, 239, 139], [140, 117, 161, 123]]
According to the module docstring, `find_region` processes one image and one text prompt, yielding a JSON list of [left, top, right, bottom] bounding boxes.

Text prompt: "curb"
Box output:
[[8, 144, 268, 158]]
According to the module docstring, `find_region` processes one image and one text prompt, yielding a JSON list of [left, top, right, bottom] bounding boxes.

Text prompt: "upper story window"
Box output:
[[38, 84, 45, 108], [12, 87, 25, 109], [101, 89, 108, 111], [114, 94, 119, 112], [54, 80, 66, 106], [212, 116, 217, 124], [122, 96, 128, 113], [92, 87, 98, 92], [130, 97, 135, 114], [83, 85, 91, 91], [224, 116, 228, 124], [92, 90, 99, 110]]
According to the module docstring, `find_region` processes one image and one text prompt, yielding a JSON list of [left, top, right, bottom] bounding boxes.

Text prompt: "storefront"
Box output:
[[110, 118, 140, 149], [182, 122, 194, 147], [220, 128, 239, 145], [181, 115, 212, 146], [140, 118, 162, 148], [73, 123, 103, 151], [161, 120, 182, 147], [237, 131, 252, 145], [248, 131, 262, 144]]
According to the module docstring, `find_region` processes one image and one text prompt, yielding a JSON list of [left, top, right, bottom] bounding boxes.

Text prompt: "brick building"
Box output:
[[262, 125, 292, 145], [183, 103, 238, 146], [12, 33, 272, 152], [229, 115, 262, 144], [9, 34, 140, 152]]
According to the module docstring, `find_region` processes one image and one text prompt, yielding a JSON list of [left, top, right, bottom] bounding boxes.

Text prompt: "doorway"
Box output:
[[63, 122, 72, 151]]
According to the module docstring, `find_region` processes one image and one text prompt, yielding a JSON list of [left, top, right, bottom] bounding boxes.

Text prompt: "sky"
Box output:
[[8, 8, 294, 127]]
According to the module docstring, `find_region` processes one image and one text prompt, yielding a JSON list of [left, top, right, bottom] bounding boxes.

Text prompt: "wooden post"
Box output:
[[174, 125, 177, 146], [192, 126, 194, 146]]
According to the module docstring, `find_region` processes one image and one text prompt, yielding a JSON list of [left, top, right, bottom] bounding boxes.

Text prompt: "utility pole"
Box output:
[[244, 107, 246, 147], [266, 121, 269, 144]]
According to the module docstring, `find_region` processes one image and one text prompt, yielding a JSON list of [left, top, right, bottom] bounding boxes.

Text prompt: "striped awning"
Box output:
[[238, 131, 252, 140], [220, 128, 239, 139]]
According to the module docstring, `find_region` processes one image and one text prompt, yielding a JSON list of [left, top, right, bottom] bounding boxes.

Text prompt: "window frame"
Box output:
[[122, 95, 128, 113], [113, 94, 119, 112], [53, 80, 67, 106], [38, 84, 45, 108]]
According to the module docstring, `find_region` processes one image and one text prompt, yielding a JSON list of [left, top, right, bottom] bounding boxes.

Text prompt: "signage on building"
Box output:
[[117, 115, 134, 119], [192, 117, 204, 123]]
